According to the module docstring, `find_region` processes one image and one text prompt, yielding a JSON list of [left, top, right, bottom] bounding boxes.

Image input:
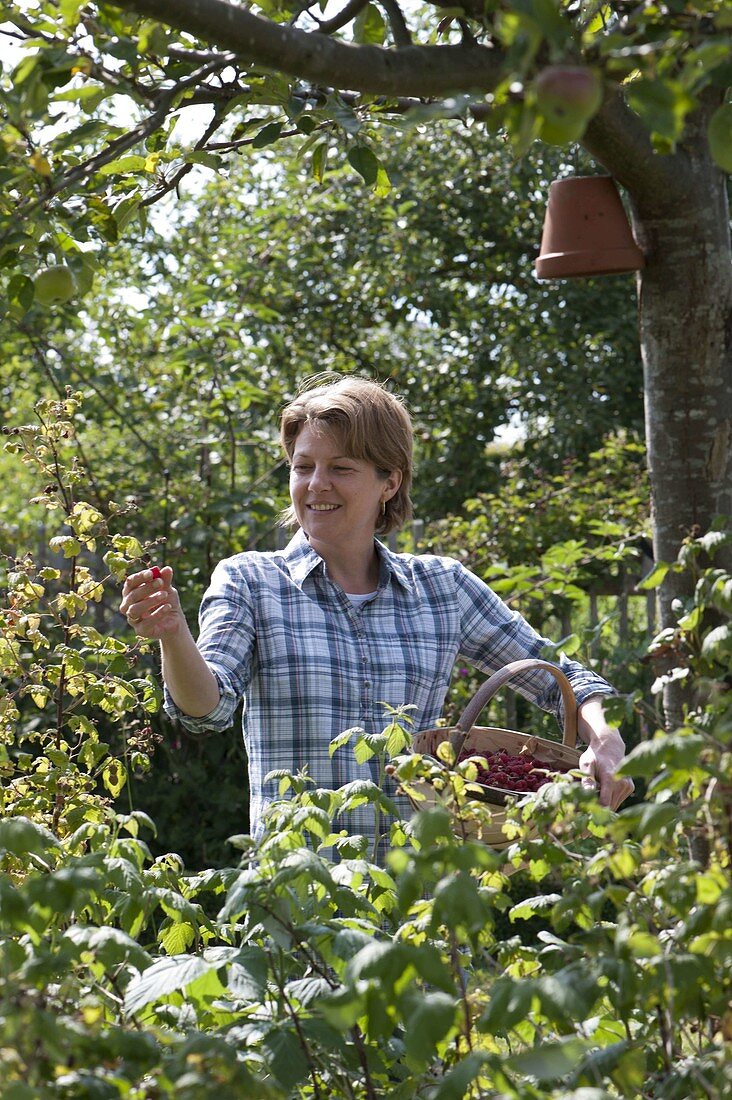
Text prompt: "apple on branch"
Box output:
[[533, 65, 604, 145], [33, 264, 76, 306]]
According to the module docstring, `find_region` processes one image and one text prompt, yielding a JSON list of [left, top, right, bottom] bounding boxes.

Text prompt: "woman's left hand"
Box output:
[[577, 697, 635, 810]]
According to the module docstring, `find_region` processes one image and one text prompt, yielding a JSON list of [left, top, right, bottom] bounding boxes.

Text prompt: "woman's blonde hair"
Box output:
[[279, 373, 413, 535]]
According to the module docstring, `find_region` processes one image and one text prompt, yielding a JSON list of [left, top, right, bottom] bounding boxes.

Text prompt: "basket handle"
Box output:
[[448, 659, 579, 759]]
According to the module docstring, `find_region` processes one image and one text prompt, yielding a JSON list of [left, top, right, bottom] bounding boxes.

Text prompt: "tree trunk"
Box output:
[[633, 154, 732, 579], [634, 149, 731, 720], [586, 99, 732, 725]]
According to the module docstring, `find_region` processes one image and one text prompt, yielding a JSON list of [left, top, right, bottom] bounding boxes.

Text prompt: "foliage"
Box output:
[[0, 120, 643, 547], [2, 397, 731, 1098], [426, 434, 654, 740], [3, 1, 730, 680], [1, 1, 730, 623], [0, 393, 160, 831], [0, 0, 728, 277]]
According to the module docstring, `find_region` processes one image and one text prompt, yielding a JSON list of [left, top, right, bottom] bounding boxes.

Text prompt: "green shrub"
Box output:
[[1, 398, 730, 1098]]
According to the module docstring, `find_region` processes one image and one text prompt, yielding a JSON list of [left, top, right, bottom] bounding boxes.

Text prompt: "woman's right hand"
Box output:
[[120, 565, 184, 640]]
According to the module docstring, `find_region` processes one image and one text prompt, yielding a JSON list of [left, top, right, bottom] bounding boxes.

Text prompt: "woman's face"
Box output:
[[289, 422, 401, 556]]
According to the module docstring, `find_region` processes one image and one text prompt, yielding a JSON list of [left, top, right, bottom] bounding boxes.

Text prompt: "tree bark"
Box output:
[[585, 100, 732, 560], [587, 96, 732, 724], [112, 0, 502, 96]]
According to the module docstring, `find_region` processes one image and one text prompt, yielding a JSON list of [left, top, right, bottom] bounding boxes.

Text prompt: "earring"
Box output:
[[381, 500, 386, 516]]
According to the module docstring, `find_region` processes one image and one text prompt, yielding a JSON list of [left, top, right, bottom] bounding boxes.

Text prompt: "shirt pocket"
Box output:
[[370, 632, 456, 717]]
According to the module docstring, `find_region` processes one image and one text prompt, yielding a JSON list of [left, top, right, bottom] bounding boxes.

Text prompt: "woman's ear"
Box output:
[[384, 469, 403, 499]]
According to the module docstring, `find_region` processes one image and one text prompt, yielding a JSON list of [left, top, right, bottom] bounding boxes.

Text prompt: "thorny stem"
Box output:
[[450, 931, 473, 1051], [246, 890, 379, 1098], [272, 951, 325, 1100], [350, 1023, 378, 1100], [23, 335, 107, 505]]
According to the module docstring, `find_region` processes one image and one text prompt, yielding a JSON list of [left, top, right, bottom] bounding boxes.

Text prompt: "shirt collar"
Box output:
[[281, 529, 414, 592]]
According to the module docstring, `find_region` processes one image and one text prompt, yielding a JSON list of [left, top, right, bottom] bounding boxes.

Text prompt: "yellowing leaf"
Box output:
[[102, 758, 127, 797], [30, 152, 52, 177]]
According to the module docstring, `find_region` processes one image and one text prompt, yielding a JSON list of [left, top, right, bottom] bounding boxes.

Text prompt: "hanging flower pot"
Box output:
[[535, 175, 645, 279]]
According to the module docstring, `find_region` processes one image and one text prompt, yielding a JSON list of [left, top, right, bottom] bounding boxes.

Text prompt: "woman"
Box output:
[[121, 375, 633, 845]]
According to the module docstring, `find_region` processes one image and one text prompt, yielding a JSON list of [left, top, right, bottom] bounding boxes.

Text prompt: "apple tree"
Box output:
[[1, 0, 730, 718]]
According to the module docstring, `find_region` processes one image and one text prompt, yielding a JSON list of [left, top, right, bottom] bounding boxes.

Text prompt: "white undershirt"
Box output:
[[345, 590, 378, 606]]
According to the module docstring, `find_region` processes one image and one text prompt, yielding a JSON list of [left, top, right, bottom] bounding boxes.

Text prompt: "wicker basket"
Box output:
[[408, 659, 583, 849]]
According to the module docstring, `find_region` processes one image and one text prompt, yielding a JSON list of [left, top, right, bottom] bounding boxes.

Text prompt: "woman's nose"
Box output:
[[308, 465, 331, 491]]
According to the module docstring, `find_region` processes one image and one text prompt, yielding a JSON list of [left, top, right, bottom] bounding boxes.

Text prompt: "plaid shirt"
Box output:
[[165, 531, 614, 843]]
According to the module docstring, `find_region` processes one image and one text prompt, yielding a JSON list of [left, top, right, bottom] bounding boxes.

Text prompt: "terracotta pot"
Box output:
[[535, 175, 645, 279]]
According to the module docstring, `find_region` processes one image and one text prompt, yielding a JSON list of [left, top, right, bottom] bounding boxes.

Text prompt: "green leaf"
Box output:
[[374, 162, 391, 197], [610, 1043, 647, 1097], [506, 1037, 590, 1081], [354, 735, 376, 764], [510, 893, 562, 921], [0, 817, 59, 857], [160, 920, 196, 954], [629, 800, 678, 839], [187, 150, 223, 170], [261, 1026, 310, 1089], [329, 726, 361, 758], [701, 623, 732, 659], [102, 758, 127, 797], [353, 4, 387, 46], [65, 925, 151, 971], [384, 720, 411, 756], [97, 155, 148, 177], [8, 274, 34, 314], [618, 733, 706, 778], [404, 991, 457, 1069], [252, 121, 283, 149], [636, 561, 672, 590], [348, 145, 379, 187], [535, 967, 600, 1024], [625, 78, 695, 143], [124, 954, 217, 1015], [520, 0, 571, 47], [311, 140, 328, 183], [478, 977, 535, 1034], [329, 97, 362, 136], [320, 985, 367, 1029], [430, 1052, 489, 1100], [411, 806, 454, 848]]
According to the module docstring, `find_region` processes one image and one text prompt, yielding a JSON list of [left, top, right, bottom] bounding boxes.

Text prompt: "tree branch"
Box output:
[[3, 54, 236, 238], [582, 87, 693, 209], [378, 0, 412, 48], [140, 108, 228, 206], [317, 0, 368, 36], [109, 0, 504, 97]]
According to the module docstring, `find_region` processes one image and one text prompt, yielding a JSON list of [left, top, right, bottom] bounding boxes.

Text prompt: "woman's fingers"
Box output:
[[121, 566, 176, 630], [579, 745, 634, 810]]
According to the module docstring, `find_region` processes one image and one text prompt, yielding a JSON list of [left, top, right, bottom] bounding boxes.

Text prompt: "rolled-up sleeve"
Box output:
[[163, 558, 256, 732]]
